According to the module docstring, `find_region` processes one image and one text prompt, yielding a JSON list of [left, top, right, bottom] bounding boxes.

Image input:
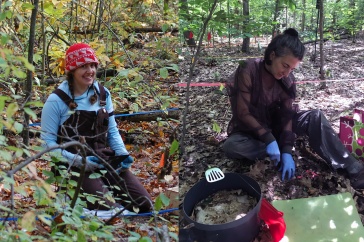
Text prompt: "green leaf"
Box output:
[[169, 232, 179, 240], [21, 2, 34, 10], [169, 139, 179, 156], [139, 237, 153, 242], [94, 230, 114, 239], [86, 196, 98, 204], [70, 171, 80, 177], [68, 179, 77, 187], [0, 12, 6, 21], [212, 121, 221, 133], [11, 66, 26, 79], [118, 69, 130, 79], [5, 10, 12, 19], [24, 107, 37, 120], [0, 34, 10, 45], [159, 67, 169, 79], [21, 211, 36, 232], [13, 121, 23, 133], [154, 193, 170, 211], [33, 186, 51, 206], [89, 220, 100, 231], [77, 227, 86, 242], [6, 102, 18, 117], [89, 173, 102, 179], [62, 215, 74, 225], [128, 231, 141, 239], [161, 23, 169, 33], [17, 56, 35, 71], [0, 150, 12, 161], [42, 170, 54, 178], [166, 64, 179, 72], [3, 1, 13, 7], [219, 83, 225, 92], [33, 54, 42, 64], [159, 193, 170, 206], [0, 205, 13, 213], [0, 96, 10, 112]]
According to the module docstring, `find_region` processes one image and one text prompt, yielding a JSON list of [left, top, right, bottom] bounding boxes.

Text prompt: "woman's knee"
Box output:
[[223, 134, 265, 160], [310, 109, 323, 118]]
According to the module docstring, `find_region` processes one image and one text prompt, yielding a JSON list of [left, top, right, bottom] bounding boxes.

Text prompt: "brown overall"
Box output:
[[53, 83, 152, 212]]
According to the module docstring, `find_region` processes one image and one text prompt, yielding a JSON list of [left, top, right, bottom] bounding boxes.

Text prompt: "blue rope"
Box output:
[[0, 207, 179, 221], [29, 108, 179, 127], [125, 207, 178, 217]]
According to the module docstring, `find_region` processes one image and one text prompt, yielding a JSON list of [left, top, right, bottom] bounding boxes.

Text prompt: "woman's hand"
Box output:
[[266, 140, 281, 163], [119, 156, 134, 169], [72, 156, 104, 172], [279, 153, 295, 181]]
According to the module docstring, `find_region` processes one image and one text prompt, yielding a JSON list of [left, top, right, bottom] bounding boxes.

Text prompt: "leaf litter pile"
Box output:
[[179, 35, 364, 241], [192, 189, 257, 225]]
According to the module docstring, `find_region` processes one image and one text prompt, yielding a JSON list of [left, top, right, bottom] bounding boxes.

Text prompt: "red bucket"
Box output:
[[258, 198, 286, 242]]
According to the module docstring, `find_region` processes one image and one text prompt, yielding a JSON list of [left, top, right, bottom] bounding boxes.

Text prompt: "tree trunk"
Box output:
[[332, 0, 339, 27], [234, 5, 240, 36], [271, 0, 280, 39], [349, 0, 356, 42], [164, 0, 169, 17], [23, 0, 39, 146], [180, 0, 189, 20], [301, 0, 306, 32], [180, 0, 218, 155], [319, 0, 325, 84], [97, 0, 104, 33], [241, 0, 250, 53], [228, 0, 231, 48]]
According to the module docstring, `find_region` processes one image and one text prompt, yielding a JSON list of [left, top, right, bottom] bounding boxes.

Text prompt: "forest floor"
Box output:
[[178, 35, 364, 241]]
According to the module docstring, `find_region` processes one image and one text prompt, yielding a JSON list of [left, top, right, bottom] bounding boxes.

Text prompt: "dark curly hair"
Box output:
[[264, 28, 306, 65]]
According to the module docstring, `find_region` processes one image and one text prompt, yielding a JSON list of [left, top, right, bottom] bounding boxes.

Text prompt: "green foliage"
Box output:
[[105, 67, 177, 113], [180, 0, 364, 44], [154, 193, 170, 212], [212, 121, 221, 133], [169, 139, 179, 156]]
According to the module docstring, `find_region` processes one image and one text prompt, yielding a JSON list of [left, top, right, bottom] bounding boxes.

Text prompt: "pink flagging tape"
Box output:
[[177, 77, 364, 88], [177, 83, 224, 87]]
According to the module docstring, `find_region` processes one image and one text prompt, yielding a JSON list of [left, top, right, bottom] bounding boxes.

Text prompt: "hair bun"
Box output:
[[283, 28, 299, 37]]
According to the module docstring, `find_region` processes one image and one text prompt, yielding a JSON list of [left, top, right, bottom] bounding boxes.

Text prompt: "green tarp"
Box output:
[[272, 192, 364, 242]]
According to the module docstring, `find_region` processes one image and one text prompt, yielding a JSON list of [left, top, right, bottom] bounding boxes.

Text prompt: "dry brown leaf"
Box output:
[[248, 160, 267, 179]]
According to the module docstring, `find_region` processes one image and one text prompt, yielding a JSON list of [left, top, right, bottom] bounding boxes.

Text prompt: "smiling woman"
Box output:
[[223, 28, 364, 189], [40, 43, 152, 213]]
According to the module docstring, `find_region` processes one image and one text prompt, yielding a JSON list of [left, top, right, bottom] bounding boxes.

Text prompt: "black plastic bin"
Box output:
[[181, 173, 262, 242]]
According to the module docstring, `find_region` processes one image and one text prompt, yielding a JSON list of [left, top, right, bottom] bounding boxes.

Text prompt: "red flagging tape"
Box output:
[[177, 77, 364, 88]]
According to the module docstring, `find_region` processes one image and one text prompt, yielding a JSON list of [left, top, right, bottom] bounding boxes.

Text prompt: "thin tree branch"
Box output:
[[180, 0, 219, 155]]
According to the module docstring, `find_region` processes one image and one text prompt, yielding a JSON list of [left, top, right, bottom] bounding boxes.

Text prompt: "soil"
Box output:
[[178, 35, 364, 241]]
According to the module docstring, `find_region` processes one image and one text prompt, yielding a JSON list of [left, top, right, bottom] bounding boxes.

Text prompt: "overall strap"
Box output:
[[97, 82, 106, 106], [53, 89, 72, 107], [53, 83, 107, 107]]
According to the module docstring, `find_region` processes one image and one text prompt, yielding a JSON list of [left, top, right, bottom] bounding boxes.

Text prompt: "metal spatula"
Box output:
[[205, 167, 225, 182]]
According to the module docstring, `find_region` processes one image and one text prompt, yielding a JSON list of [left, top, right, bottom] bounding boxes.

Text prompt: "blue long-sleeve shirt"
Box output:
[[41, 80, 128, 162]]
